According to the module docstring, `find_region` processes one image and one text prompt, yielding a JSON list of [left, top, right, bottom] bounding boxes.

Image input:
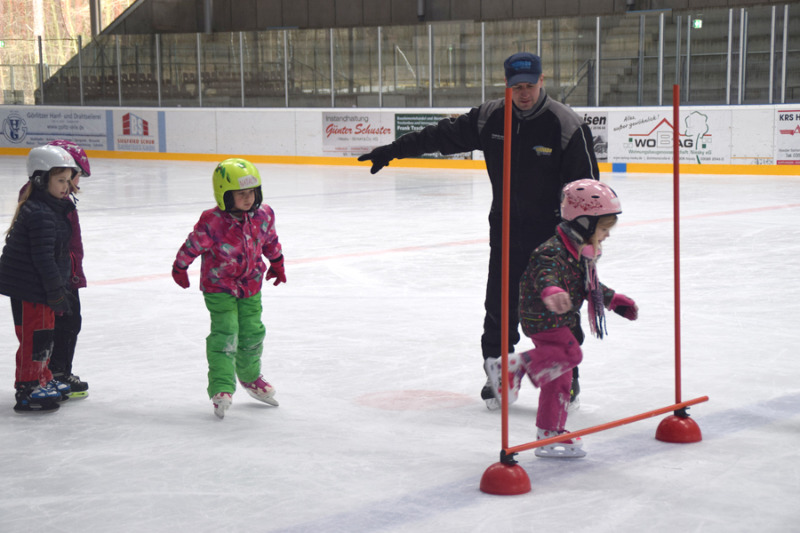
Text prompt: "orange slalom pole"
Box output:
[[500, 86, 513, 451], [505, 396, 709, 455], [673, 84, 682, 405]]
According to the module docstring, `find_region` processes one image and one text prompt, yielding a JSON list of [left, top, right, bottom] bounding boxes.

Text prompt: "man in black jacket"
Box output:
[[359, 52, 599, 409]]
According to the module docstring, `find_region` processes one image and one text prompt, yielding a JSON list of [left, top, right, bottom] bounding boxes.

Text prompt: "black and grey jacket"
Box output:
[[391, 89, 599, 250]]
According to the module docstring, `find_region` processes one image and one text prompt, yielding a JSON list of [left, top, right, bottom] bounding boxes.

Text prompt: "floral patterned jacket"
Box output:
[[519, 226, 615, 340], [175, 205, 282, 298]]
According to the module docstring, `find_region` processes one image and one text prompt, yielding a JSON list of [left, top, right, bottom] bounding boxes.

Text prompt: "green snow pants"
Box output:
[[203, 291, 265, 398]]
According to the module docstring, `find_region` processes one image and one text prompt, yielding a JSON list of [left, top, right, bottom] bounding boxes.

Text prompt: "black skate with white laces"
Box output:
[[53, 372, 89, 399]]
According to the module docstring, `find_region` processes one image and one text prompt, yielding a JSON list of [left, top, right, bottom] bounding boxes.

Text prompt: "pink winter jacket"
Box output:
[[174, 205, 283, 298]]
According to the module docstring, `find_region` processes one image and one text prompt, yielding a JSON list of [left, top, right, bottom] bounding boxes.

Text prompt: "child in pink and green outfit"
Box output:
[[172, 158, 286, 419]]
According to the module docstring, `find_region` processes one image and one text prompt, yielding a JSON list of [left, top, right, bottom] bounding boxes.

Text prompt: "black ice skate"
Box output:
[[13, 382, 60, 414], [54, 372, 89, 399]]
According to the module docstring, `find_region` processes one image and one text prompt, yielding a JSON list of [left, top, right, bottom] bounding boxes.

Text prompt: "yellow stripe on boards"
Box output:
[[1, 148, 797, 175]]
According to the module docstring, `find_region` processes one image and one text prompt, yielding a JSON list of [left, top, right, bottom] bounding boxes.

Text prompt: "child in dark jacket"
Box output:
[[17, 140, 92, 398], [0, 145, 80, 413], [172, 158, 286, 419], [486, 179, 638, 457]]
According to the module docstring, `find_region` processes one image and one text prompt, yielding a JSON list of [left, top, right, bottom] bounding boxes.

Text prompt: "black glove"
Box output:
[[47, 289, 77, 316], [357, 144, 400, 174]]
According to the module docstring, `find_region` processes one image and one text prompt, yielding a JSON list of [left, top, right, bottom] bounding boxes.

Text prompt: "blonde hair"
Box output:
[[589, 214, 618, 250], [6, 184, 33, 237]]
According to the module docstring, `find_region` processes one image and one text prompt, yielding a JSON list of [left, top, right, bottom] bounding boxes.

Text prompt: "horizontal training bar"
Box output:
[[505, 395, 709, 455]]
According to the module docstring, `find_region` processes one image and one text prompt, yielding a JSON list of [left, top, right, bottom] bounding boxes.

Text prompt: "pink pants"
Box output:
[[520, 327, 583, 432]]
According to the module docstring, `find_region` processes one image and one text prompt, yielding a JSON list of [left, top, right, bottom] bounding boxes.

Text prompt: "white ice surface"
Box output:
[[0, 157, 799, 532]]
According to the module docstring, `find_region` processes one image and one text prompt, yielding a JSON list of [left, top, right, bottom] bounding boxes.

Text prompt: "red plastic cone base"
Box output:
[[655, 414, 703, 443], [479, 462, 531, 495]]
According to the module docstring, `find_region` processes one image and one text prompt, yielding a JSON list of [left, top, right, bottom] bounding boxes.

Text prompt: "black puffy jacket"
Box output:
[[0, 186, 74, 303], [392, 89, 599, 250]]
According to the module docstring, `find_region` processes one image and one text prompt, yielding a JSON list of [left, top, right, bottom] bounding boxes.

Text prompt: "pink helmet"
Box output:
[[48, 139, 90, 177], [560, 179, 621, 239]]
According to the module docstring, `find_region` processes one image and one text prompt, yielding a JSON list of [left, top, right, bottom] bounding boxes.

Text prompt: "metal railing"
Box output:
[[0, 4, 796, 108]]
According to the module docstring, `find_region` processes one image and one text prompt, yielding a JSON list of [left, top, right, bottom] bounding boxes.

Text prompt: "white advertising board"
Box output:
[[214, 109, 297, 156], [1, 108, 107, 149], [322, 111, 394, 157], [163, 109, 216, 154], [109, 110, 165, 152], [1, 104, 797, 174], [607, 108, 732, 165], [775, 107, 800, 165]]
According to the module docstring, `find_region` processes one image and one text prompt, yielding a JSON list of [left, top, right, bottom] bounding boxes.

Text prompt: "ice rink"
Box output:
[[0, 155, 798, 532]]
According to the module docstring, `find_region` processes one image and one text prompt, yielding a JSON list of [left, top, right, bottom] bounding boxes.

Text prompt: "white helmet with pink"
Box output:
[[48, 139, 91, 177], [560, 179, 621, 240]]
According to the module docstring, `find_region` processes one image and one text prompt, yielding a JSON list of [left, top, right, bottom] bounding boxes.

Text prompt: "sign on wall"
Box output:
[[608, 109, 731, 165], [0, 108, 107, 149], [0, 107, 166, 153], [582, 111, 608, 162], [322, 112, 393, 157], [394, 113, 472, 160], [109, 110, 166, 153], [775, 108, 800, 165]]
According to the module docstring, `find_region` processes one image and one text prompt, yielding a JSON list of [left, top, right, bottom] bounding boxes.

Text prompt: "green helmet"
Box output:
[[212, 158, 263, 211]]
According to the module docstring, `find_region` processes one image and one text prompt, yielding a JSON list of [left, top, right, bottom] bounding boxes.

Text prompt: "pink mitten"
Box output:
[[609, 293, 638, 321], [266, 255, 286, 286], [542, 286, 571, 314], [172, 263, 190, 289]]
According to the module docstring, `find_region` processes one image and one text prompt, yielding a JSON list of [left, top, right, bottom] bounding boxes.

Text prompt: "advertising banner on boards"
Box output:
[[322, 112, 393, 157], [607, 109, 731, 165], [109, 110, 166, 153], [394, 113, 472, 160], [0, 108, 107, 149], [775, 108, 800, 165], [0, 107, 166, 153], [582, 111, 608, 162]]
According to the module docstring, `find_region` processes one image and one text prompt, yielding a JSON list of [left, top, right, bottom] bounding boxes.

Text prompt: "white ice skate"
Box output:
[[483, 356, 523, 410], [481, 378, 501, 411], [534, 428, 586, 458], [239, 376, 279, 406], [212, 392, 232, 419]]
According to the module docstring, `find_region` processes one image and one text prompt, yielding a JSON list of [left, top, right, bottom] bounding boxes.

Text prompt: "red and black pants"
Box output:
[[10, 299, 55, 388]]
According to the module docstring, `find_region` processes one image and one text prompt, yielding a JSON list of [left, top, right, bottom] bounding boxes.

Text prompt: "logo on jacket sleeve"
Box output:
[[533, 145, 553, 156]]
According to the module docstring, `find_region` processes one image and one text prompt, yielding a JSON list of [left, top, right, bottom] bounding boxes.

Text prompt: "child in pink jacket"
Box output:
[[172, 158, 286, 419], [486, 180, 638, 457]]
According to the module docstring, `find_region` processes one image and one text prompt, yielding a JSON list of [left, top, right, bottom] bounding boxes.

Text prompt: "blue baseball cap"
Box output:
[[504, 52, 542, 87]]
